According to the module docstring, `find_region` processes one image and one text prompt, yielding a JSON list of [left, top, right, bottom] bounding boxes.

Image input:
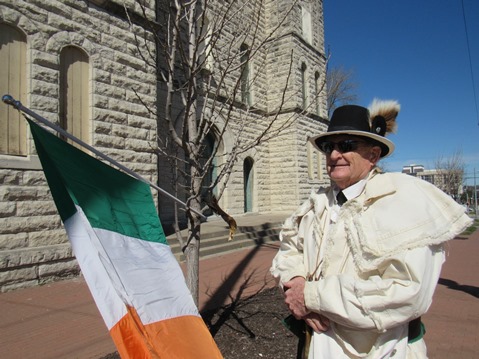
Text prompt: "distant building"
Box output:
[[402, 164, 463, 199], [401, 164, 424, 175]]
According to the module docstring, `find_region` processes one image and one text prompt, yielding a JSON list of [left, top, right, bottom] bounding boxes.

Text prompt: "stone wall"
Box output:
[[0, 0, 157, 291]]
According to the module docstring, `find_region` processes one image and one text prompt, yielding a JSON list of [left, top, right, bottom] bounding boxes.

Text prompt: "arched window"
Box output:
[[301, 62, 308, 109], [60, 46, 90, 146], [315, 71, 321, 115], [198, 16, 213, 71], [199, 132, 218, 216], [307, 141, 314, 180], [0, 23, 27, 156], [243, 157, 254, 212], [240, 43, 251, 106], [203, 132, 217, 193]]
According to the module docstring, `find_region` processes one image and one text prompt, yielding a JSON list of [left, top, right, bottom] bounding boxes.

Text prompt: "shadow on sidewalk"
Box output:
[[202, 271, 267, 338], [438, 278, 479, 298], [200, 229, 278, 336], [200, 226, 278, 312]]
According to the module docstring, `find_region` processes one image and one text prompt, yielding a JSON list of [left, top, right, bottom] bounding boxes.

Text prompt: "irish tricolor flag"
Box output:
[[28, 119, 223, 359]]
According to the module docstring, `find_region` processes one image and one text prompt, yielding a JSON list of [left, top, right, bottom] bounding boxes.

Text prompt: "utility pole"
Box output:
[[474, 168, 478, 218]]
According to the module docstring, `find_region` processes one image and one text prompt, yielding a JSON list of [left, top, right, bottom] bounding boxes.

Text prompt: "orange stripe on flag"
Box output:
[[144, 315, 223, 359], [110, 306, 223, 358], [110, 306, 157, 359]]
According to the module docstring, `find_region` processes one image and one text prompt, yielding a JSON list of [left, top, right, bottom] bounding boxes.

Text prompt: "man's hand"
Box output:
[[283, 277, 309, 319], [304, 312, 330, 333], [284, 277, 331, 334]]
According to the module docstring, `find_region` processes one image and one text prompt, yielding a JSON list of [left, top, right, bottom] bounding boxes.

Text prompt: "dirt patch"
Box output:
[[101, 287, 299, 359], [203, 287, 298, 359]]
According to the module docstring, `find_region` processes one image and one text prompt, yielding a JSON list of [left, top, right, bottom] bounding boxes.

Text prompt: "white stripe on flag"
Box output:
[[65, 206, 199, 329], [64, 209, 126, 329]]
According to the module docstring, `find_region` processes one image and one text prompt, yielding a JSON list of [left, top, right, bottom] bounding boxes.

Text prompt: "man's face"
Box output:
[[323, 135, 381, 189]]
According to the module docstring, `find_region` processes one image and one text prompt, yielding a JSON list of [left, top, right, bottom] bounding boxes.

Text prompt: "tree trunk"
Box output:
[[184, 218, 200, 306], [184, 174, 203, 306]]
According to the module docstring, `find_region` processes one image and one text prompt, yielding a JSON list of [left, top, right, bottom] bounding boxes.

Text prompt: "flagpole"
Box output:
[[2, 94, 207, 221]]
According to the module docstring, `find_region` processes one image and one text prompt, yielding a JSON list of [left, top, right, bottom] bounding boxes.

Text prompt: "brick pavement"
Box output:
[[422, 229, 479, 358], [0, 221, 478, 358]]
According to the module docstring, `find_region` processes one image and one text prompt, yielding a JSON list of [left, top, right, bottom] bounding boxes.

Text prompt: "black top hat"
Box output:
[[310, 100, 399, 157]]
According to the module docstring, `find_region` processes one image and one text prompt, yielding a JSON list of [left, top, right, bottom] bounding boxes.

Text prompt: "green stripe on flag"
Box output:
[[28, 119, 167, 244]]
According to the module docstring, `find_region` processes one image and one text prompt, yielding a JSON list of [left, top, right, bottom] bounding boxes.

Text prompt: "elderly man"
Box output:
[[271, 100, 472, 358]]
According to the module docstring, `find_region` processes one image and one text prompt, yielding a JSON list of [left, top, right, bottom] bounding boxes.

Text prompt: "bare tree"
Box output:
[[326, 65, 358, 117], [128, 0, 324, 303], [434, 149, 465, 200]]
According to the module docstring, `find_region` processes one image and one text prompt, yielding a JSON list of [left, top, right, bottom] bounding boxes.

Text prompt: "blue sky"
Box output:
[[323, 0, 479, 184]]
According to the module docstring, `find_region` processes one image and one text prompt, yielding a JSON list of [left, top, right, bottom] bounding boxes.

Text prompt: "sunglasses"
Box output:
[[317, 140, 368, 154]]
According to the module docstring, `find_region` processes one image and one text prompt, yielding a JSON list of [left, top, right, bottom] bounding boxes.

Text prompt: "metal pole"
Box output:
[[2, 94, 207, 221], [474, 168, 478, 218]]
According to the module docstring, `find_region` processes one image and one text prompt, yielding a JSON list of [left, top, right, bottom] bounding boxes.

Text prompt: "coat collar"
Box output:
[[362, 167, 396, 203]]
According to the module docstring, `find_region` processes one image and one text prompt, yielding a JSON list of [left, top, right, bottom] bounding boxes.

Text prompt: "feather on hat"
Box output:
[[368, 98, 400, 136]]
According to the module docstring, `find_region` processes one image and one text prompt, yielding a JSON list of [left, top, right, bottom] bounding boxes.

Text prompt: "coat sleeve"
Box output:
[[270, 206, 311, 286], [303, 244, 446, 332]]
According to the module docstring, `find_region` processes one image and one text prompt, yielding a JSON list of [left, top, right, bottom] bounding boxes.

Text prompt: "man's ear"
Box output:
[[370, 147, 382, 163]]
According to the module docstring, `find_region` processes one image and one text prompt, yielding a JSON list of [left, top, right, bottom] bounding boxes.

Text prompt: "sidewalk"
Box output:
[[421, 228, 479, 358], [0, 214, 478, 359]]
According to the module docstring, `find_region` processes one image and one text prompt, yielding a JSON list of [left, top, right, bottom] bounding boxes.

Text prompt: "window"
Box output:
[[301, 62, 308, 109], [202, 132, 217, 192], [0, 23, 27, 156], [301, 5, 312, 44], [316, 149, 323, 180], [240, 44, 251, 106], [60, 46, 90, 146], [307, 141, 314, 180], [307, 141, 323, 181], [314, 71, 321, 115], [197, 16, 213, 71], [243, 157, 254, 212], [199, 132, 218, 216]]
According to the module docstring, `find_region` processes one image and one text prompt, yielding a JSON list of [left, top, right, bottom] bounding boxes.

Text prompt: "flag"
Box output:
[[28, 119, 223, 359]]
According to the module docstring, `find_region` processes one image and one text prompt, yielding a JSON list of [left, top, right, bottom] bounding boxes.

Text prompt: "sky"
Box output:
[[323, 0, 479, 184]]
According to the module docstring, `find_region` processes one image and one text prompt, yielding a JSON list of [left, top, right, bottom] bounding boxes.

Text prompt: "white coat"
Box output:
[[271, 169, 472, 358]]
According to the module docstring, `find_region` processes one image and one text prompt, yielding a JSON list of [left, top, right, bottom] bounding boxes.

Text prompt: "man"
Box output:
[[271, 100, 472, 358]]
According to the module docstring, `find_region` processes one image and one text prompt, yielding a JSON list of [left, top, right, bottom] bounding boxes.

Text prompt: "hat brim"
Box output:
[[310, 130, 395, 158]]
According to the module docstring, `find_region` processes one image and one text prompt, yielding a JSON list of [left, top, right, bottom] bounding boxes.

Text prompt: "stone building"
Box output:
[[402, 164, 464, 199], [0, 0, 328, 291]]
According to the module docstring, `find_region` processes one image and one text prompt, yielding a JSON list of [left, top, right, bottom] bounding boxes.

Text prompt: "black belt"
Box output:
[[408, 317, 423, 343]]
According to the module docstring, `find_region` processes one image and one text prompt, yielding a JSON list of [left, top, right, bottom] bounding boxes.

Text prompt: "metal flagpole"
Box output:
[[2, 94, 207, 221], [474, 168, 478, 218]]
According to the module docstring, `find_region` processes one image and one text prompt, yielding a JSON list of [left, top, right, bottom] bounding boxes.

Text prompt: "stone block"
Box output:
[[0, 169, 21, 185], [0, 202, 16, 217], [0, 244, 73, 268], [29, 94, 58, 113], [31, 49, 58, 69], [0, 215, 62, 235], [38, 259, 80, 279], [0, 233, 29, 250], [28, 229, 68, 246], [0, 266, 38, 287], [16, 200, 57, 217], [22, 171, 47, 186], [1, 279, 39, 293]]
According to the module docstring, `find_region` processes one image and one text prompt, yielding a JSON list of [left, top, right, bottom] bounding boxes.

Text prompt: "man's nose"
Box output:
[[328, 148, 342, 159]]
